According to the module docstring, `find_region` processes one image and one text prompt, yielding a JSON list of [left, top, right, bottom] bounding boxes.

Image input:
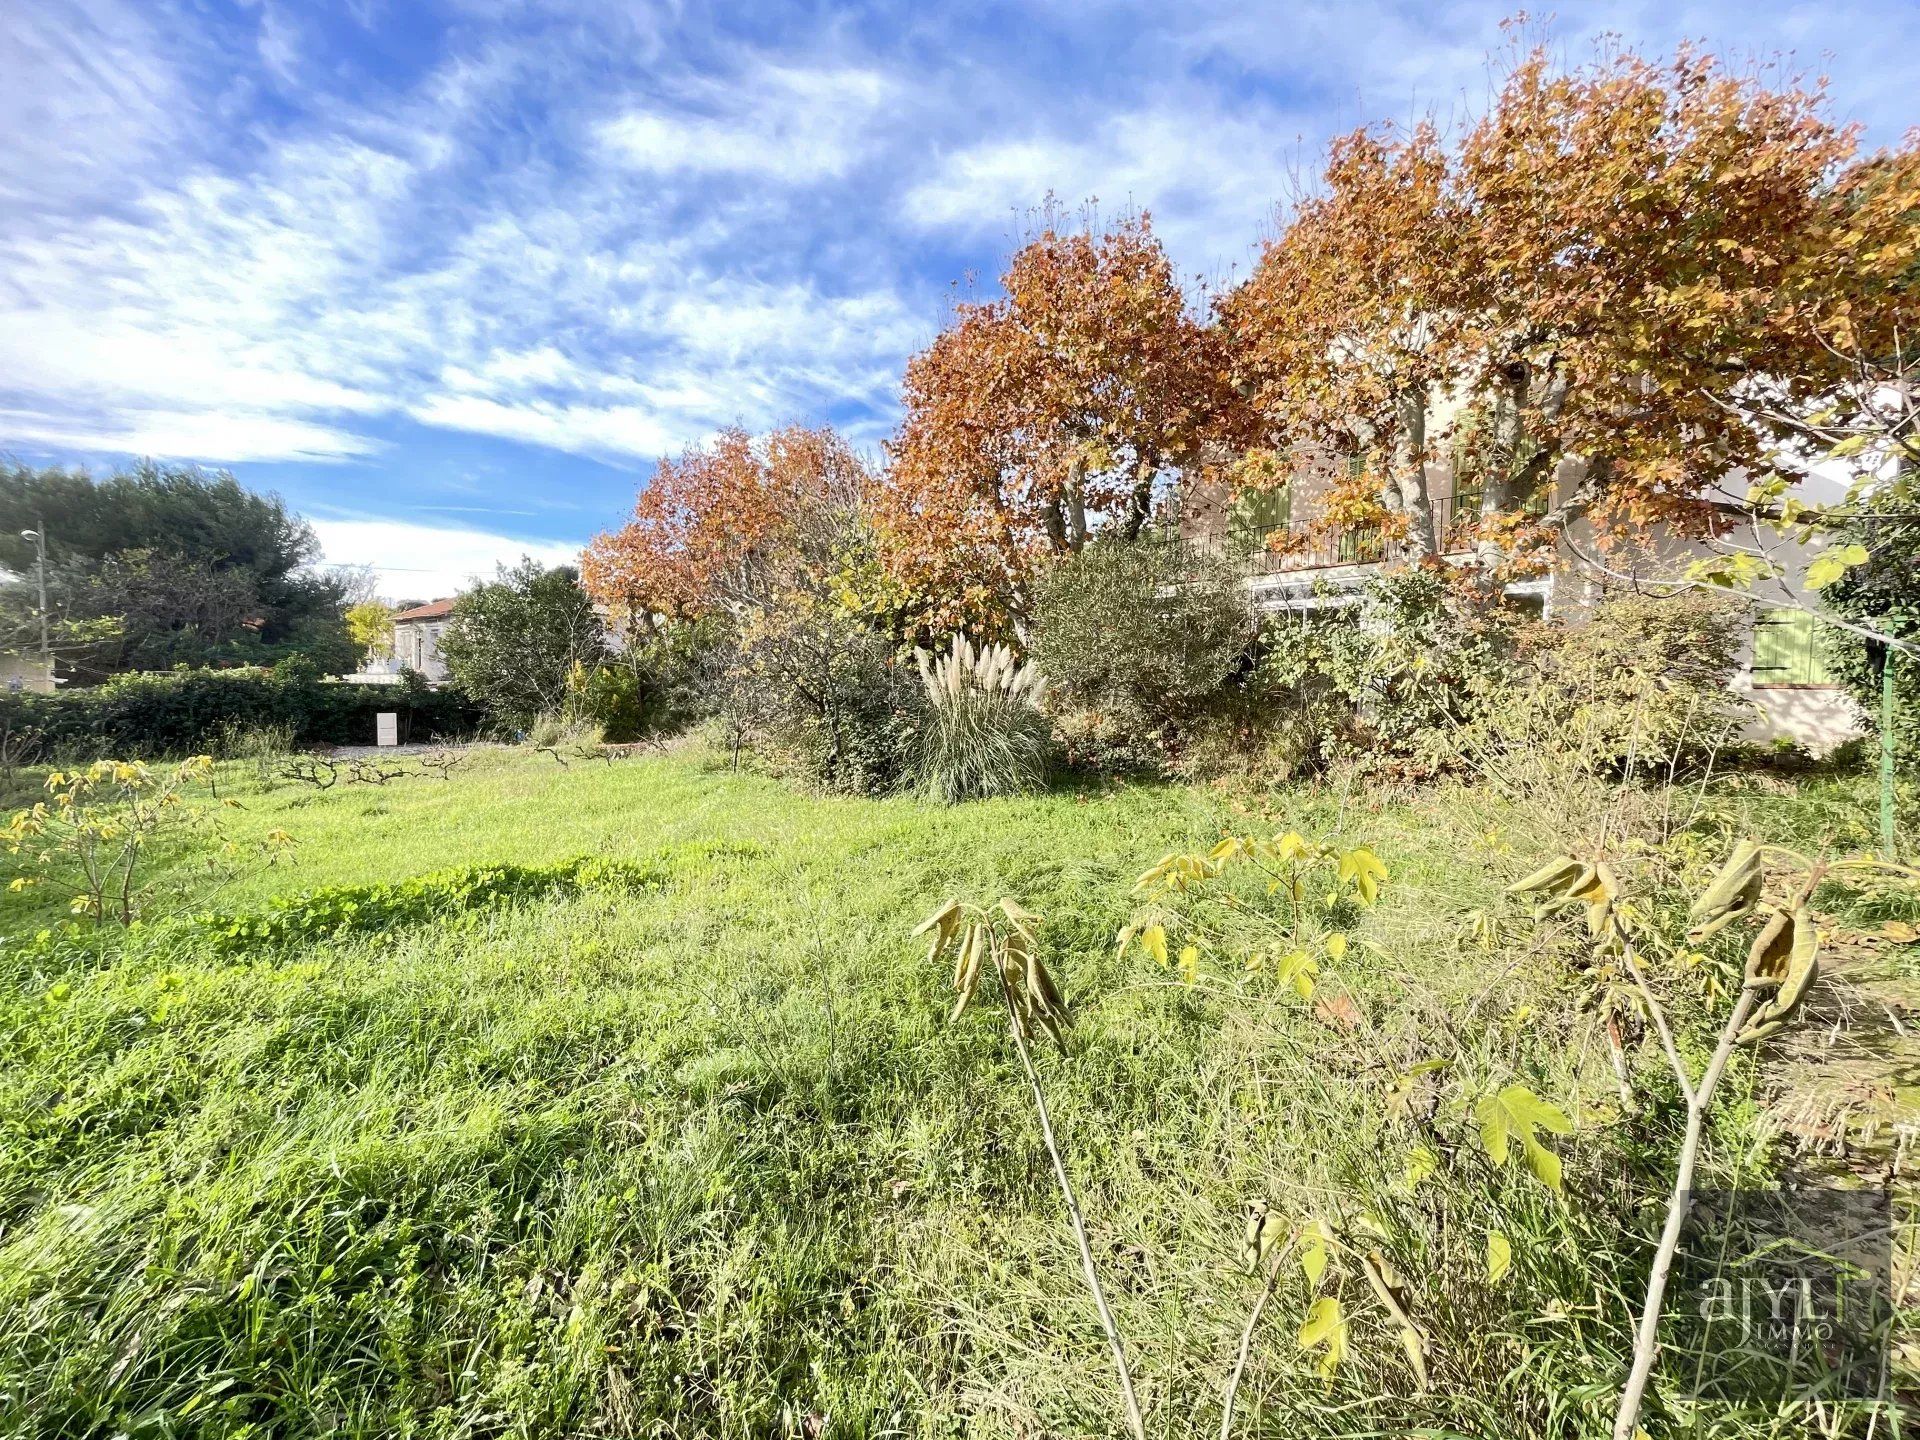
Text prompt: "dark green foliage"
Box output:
[[439, 561, 605, 727], [574, 618, 724, 741], [722, 600, 919, 795], [0, 665, 479, 758], [1819, 506, 1920, 776], [0, 461, 356, 681], [1031, 537, 1254, 770]]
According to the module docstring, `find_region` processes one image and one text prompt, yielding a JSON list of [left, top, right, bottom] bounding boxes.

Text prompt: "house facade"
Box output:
[[1176, 446, 1864, 753], [346, 598, 455, 684]]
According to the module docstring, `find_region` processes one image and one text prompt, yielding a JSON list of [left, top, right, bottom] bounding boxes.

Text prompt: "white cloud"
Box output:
[[311, 516, 582, 601], [0, 0, 191, 215], [903, 106, 1300, 276], [0, 60, 924, 468], [408, 395, 683, 462], [596, 64, 896, 180], [9, 0, 1915, 498], [0, 405, 377, 464]]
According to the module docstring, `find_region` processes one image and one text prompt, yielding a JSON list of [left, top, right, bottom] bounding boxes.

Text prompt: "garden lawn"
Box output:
[[0, 748, 1909, 1438]]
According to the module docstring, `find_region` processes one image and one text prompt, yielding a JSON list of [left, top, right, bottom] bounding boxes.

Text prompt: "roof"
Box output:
[[392, 598, 456, 623]]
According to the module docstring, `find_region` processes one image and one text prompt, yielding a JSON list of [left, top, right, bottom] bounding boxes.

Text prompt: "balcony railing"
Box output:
[[1190, 486, 1545, 578]]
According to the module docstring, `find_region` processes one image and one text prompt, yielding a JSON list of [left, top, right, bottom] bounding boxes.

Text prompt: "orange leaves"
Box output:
[[584, 425, 870, 620], [1220, 36, 1905, 569], [875, 213, 1252, 632]]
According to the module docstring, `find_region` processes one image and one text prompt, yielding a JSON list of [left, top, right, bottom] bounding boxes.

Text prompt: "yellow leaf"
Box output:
[[1487, 1231, 1513, 1284], [1338, 847, 1387, 906], [1300, 1226, 1328, 1288], [1403, 1144, 1438, 1192], [1296, 1296, 1348, 1378], [1805, 544, 1868, 590], [1142, 924, 1168, 967]]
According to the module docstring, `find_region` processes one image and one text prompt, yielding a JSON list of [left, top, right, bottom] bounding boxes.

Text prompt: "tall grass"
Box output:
[[910, 635, 1051, 802], [0, 750, 1906, 1436]]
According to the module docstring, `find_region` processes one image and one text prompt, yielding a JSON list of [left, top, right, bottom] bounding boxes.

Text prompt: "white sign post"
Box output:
[[376, 712, 399, 748]]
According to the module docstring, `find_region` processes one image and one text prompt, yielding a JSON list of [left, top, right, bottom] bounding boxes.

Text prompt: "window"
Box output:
[[1749, 609, 1834, 687]]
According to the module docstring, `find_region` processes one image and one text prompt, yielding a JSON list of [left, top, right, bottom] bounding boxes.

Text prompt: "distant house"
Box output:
[[346, 598, 456, 684]]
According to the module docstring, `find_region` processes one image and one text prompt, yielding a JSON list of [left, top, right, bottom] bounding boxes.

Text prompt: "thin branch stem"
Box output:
[[1620, 947, 1695, 1106], [1000, 971, 1148, 1440], [1219, 1233, 1299, 1440], [1611, 985, 1758, 1440], [1609, 865, 1824, 1440]]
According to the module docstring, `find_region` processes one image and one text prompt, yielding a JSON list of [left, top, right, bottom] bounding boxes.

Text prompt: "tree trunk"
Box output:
[[1042, 497, 1068, 552], [1119, 457, 1158, 540], [1064, 479, 1089, 551], [1392, 385, 1437, 559]]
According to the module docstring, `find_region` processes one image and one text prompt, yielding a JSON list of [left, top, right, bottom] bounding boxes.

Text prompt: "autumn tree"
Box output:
[[1220, 123, 1466, 559], [1451, 45, 1861, 545], [1225, 38, 1915, 585], [877, 213, 1250, 631], [582, 425, 873, 623]]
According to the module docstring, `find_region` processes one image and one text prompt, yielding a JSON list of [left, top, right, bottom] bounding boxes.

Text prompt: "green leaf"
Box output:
[[1296, 1296, 1348, 1377], [1487, 1230, 1512, 1284], [1475, 1084, 1573, 1192], [1806, 543, 1869, 590]]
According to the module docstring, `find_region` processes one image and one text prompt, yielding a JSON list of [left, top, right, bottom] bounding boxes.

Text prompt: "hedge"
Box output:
[[0, 662, 483, 758]]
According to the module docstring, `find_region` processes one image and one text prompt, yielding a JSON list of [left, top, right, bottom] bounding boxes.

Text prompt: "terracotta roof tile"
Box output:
[[392, 598, 456, 622]]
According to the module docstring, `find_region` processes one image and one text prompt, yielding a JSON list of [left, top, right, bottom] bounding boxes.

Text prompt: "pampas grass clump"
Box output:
[[911, 636, 1051, 802]]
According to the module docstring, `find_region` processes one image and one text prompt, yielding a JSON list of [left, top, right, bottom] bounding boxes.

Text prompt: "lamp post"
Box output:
[[18, 523, 47, 666]]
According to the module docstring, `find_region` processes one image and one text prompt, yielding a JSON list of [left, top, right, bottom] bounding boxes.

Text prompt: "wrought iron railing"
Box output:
[[1151, 481, 1552, 581]]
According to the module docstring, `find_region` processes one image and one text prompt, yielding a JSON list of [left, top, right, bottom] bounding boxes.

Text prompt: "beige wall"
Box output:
[[392, 620, 451, 681], [0, 654, 55, 694]]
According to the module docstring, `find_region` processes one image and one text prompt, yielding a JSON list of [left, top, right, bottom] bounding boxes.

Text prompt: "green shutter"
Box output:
[[1750, 610, 1833, 687], [1228, 484, 1291, 549]]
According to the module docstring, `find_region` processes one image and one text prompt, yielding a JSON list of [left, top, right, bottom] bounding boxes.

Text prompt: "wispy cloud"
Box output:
[[903, 104, 1307, 277], [597, 63, 897, 180]]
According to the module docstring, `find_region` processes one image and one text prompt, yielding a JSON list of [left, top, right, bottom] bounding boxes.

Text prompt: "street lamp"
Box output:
[[18, 524, 47, 664]]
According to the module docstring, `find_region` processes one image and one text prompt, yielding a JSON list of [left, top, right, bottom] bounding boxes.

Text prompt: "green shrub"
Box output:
[[1257, 570, 1520, 777], [0, 665, 480, 758], [721, 596, 916, 795], [438, 560, 606, 727], [1818, 505, 1919, 776], [910, 636, 1051, 802], [1030, 538, 1254, 771], [568, 619, 722, 741], [1458, 590, 1746, 777]]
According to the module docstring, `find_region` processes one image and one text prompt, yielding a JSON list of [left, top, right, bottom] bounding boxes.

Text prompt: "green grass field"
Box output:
[[0, 747, 1911, 1438]]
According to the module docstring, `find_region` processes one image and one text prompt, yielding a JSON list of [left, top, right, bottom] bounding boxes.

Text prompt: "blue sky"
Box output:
[[4, 0, 1916, 597]]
